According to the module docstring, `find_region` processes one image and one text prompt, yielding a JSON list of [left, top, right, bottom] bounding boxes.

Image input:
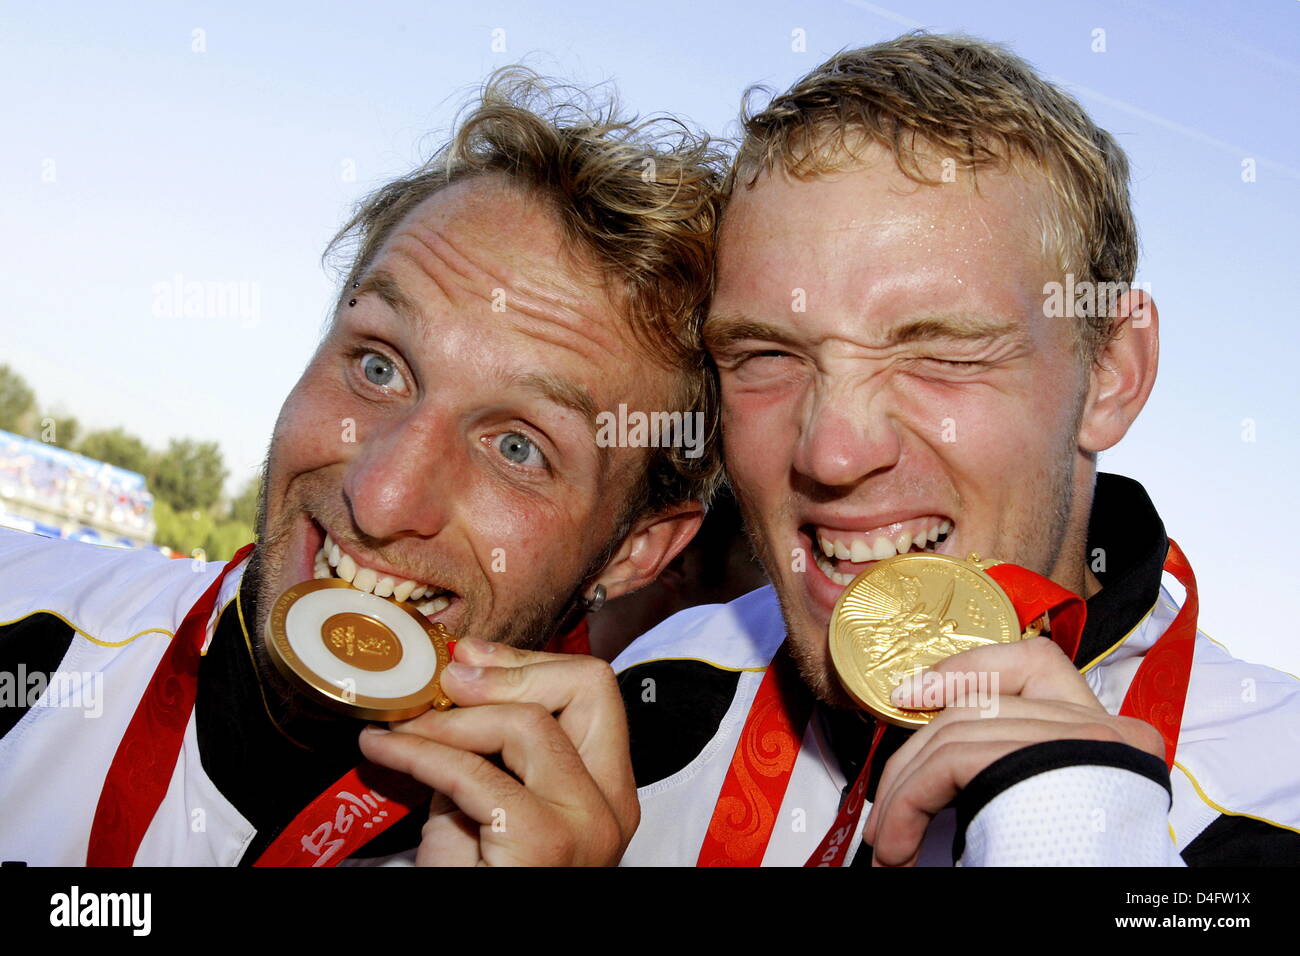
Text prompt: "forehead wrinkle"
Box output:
[[399, 217, 624, 358]]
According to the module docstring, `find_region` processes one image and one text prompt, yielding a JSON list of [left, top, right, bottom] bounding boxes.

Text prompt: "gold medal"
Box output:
[[828, 552, 1033, 727], [267, 578, 454, 721]]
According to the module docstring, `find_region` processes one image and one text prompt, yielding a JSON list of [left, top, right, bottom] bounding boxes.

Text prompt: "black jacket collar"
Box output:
[[1075, 472, 1168, 667]]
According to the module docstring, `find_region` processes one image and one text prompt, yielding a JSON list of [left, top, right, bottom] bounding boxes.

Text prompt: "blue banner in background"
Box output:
[[0, 429, 155, 547]]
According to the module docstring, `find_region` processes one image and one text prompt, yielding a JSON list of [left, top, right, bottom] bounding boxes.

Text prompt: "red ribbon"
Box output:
[[983, 563, 1087, 662], [88, 544, 255, 866]]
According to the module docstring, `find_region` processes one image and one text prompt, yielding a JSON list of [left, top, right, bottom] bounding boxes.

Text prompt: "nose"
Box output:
[[792, 379, 902, 489], [342, 404, 457, 540]]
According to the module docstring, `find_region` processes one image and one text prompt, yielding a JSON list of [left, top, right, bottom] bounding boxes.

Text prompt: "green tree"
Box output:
[[78, 427, 154, 476], [0, 365, 36, 434], [205, 520, 254, 561], [151, 439, 227, 513], [152, 498, 216, 556]]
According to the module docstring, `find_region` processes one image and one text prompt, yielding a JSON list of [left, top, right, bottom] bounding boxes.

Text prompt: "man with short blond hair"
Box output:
[[615, 33, 1300, 866]]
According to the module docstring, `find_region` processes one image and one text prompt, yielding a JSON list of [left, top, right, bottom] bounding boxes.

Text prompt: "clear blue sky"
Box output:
[[2, 0, 1297, 673]]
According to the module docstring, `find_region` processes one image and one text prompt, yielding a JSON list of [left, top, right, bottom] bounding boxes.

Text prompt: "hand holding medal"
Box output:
[[828, 551, 1065, 726], [825, 547, 1181, 867]]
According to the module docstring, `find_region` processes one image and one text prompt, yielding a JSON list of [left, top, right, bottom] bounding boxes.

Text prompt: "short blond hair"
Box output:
[[327, 67, 727, 514], [731, 32, 1138, 360]]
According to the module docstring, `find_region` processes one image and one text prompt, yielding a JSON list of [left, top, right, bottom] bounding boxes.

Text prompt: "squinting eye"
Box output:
[[495, 432, 546, 469], [360, 351, 406, 390]]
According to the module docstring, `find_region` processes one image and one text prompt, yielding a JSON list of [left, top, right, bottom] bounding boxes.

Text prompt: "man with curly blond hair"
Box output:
[[0, 69, 727, 867]]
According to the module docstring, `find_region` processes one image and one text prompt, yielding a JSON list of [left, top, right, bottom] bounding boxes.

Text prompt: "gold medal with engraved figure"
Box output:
[[828, 552, 1022, 727]]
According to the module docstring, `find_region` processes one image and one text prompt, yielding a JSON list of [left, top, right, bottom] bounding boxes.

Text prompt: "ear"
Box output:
[[589, 501, 704, 602], [1077, 289, 1159, 453]]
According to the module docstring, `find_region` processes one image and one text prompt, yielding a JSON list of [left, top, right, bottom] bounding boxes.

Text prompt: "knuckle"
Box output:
[[511, 700, 553, 734], [593, 813, 623, 858], [1123, 717, 1165, 755], [1024, 635, 1061, 663], [499, 663, 527, 688], [576, 656, 617, 689]]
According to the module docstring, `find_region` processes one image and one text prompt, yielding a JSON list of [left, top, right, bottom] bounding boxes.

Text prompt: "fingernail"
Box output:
[[458, 637, 496, 655], [363, 724, 390, 735], [447, 661, 483, 681]]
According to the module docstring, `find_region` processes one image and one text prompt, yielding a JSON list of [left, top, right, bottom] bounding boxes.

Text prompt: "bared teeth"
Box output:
[[314, 530, 452, 615], [811, 517, 955, 587], [814, 549, 856, 586], [352, 567, 378, 594], [416, 594, 450, 616]]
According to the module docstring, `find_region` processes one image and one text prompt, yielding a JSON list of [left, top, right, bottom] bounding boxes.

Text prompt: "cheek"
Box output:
[[457, 478, 588, 589], [271, 371, 353, 475], [721, 384, 797, 499]]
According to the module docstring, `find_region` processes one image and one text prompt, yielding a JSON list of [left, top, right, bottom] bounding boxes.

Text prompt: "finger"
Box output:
[[427, 656, 635, 816], [380, 704, 610, 816], [894, 637, 1100, 709], [417, 797, 482, 867], [870, 739, 1028, 866], [358, 724, 547, 830], [451, 637, 572, 669]]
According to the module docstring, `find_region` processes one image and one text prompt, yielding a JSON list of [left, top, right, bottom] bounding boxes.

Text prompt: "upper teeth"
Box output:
[[315, 534, 451, 616], [814, 518, 951, 586]]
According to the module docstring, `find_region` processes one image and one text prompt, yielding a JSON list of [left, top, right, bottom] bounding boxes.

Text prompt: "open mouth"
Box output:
[[309, 520, 459, 622], [806, 515, 954, 586]]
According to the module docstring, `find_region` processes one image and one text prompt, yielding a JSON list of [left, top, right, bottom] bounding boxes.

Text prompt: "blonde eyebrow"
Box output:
[[704, 311, 1022, 352], [703, 314, 802, 352], [511, 372, 598, 423], [882, 315, 1022, 346], [355, 269, 425, 325]]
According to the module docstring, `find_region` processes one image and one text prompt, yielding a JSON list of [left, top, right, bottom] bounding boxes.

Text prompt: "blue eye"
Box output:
[[496, 432, 546, 469], [360, 351, 407, 391]]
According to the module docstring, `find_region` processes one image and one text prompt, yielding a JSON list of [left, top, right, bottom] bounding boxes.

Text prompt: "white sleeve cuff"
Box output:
[[955, 740, 1184, 867]]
